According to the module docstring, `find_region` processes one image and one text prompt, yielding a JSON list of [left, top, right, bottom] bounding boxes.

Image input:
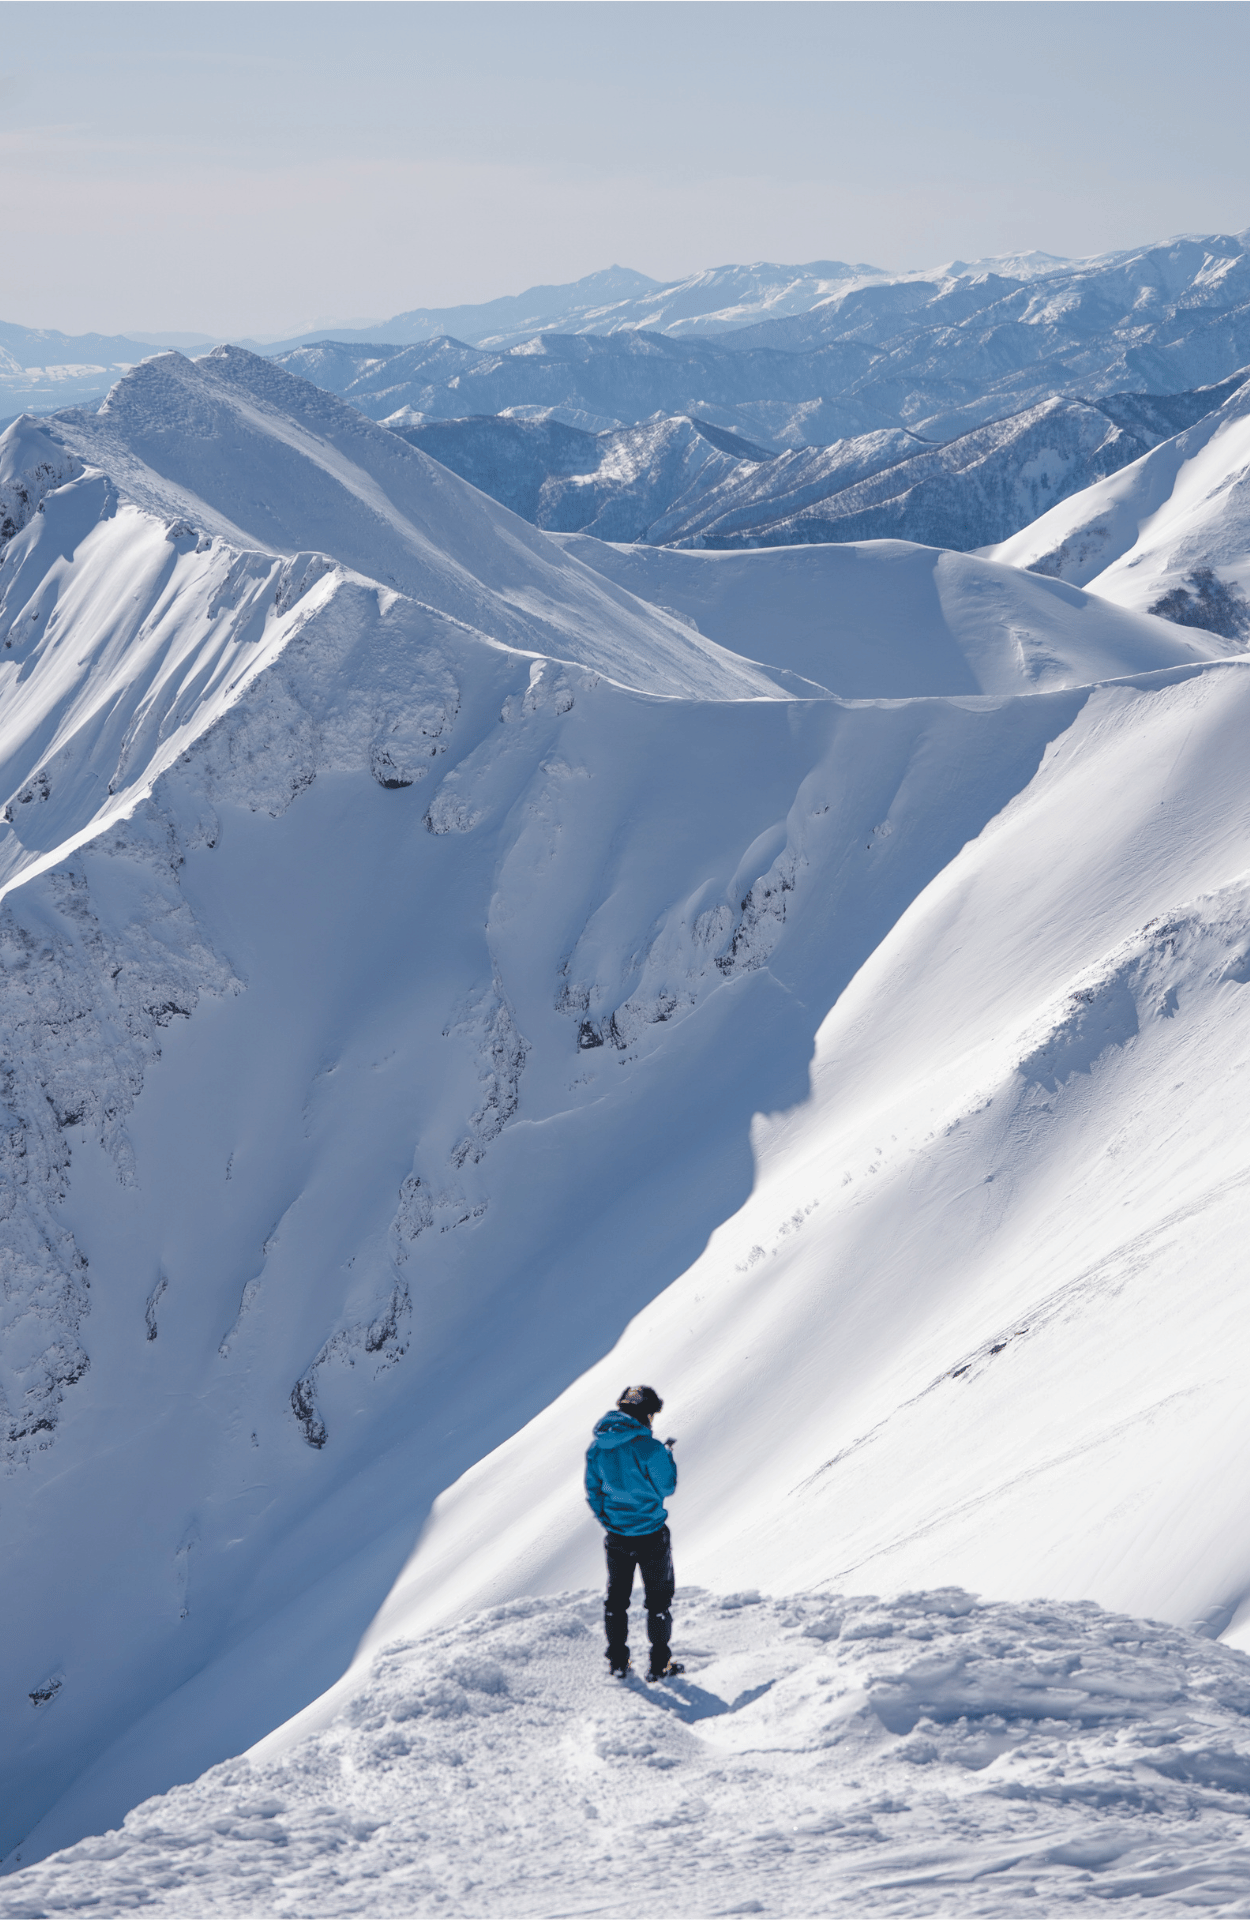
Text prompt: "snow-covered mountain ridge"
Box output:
[[385, 409, 783, 545], [254, 238, 1237, 359], [1, 342, 1247, 1895]]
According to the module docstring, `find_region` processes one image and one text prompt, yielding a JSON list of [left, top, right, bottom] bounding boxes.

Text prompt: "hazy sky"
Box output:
[[1, 0, 1248, 338]]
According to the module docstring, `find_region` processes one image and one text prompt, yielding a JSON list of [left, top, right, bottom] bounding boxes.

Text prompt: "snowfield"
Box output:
[[9, 1589, 1250, 1917], [4, 337, 1250, 1911]]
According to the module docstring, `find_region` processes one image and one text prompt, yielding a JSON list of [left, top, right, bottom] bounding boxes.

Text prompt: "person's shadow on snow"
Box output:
[[630, 1675, 775, 1723]]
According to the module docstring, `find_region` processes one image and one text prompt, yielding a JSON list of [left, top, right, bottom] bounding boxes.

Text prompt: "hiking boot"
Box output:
[[646, 1660, 685, 1682]]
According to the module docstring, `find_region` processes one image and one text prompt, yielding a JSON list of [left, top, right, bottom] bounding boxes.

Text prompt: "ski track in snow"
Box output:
[[8, 1588, 1250, 1917]]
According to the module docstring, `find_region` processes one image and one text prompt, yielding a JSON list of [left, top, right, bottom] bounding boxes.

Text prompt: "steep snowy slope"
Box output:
[[0, 352, 796, 886], [0, 350, 1238, 1874], [991, 374, 1250, 639], [300, 649, 1250, 1686], [19, 348, 783, 702]]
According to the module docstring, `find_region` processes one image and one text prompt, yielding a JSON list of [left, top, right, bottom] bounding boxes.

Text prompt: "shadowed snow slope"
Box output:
[[9, 1589, 1250, 1916], [0, 346, 1246, 1883], [991, 377, 1250, 639]]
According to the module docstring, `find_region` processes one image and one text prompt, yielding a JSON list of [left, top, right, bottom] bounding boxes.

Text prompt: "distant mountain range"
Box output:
[[358, 371, 1248, 558], [0, 262, 896, 419], [6, 232, 1250, 569], [8, 231, 1250, 428], [267, 234, 1250, 453], [242, 251, 1102, 354]]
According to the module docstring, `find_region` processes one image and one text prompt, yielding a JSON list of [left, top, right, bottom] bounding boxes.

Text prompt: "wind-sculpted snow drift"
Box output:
[[0, 343, 1247, 1897]]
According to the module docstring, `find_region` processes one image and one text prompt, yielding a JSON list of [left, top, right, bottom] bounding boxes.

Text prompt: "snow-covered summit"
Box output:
[[35, 348, 785, 700], [9, 1587, 1250, 1916], [0, 348, 803, 885]]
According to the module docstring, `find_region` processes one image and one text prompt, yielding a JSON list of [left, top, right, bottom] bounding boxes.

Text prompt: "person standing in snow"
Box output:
[[584, 1385, 684, 1681]]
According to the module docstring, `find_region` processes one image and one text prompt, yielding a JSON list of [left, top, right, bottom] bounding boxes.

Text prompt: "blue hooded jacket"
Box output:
[[585, 1409, 677, 1535]]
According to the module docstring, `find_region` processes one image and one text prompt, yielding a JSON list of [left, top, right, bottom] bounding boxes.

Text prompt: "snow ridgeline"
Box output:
[[0, 346, 1211, 1471], [8, 1587, 1250, 1917], [0, 343, 782, 1468], [0, 343, 1243, 1874]]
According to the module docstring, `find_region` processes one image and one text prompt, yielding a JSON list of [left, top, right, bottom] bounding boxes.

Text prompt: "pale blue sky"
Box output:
[[1, 1, 1247, 337]]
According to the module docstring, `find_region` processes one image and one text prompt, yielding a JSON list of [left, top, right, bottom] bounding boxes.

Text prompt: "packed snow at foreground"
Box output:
[[8, 1587, 1250, 1918]]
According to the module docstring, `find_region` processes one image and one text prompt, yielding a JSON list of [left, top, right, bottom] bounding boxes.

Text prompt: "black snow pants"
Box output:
[[604, 1524, 674, 1672]]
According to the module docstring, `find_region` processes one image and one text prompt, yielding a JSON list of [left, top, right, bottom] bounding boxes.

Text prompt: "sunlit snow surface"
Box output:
[[8, 1588, 1250, 1917]]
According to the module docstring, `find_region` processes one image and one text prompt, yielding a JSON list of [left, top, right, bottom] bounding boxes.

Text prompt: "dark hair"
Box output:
[[617, 1385, 663, 1423]]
